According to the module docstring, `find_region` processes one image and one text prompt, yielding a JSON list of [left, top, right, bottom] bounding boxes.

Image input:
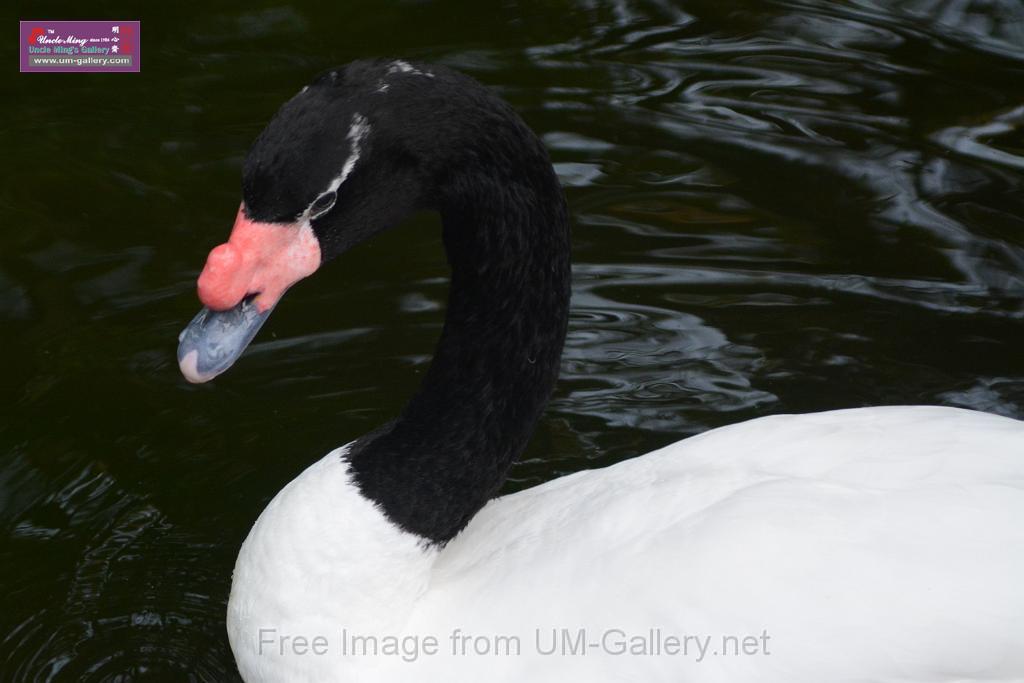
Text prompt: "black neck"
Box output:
[[346, 139, 571, 545]]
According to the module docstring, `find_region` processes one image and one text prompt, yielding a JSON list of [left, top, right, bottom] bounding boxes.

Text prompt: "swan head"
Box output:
[[177, 59, 483, 383]]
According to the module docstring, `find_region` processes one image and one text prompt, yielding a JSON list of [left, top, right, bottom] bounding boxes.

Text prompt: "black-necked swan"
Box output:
[[177, 60, 1024, 682]]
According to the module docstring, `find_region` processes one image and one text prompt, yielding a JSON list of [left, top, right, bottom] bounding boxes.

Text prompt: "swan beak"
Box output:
[[177, 204, 321, 383], [177, 297, 275, 384]]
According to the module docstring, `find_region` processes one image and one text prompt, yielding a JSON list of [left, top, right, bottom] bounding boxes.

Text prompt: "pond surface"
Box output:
[[3, 0, 1024, 679]]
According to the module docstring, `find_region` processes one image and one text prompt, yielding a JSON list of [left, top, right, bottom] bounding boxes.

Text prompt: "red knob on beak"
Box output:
[[198, 242, 248, 310], [194, 203, 321, 313]]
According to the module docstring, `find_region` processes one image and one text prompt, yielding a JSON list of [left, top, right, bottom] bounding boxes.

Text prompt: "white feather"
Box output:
[[227, 405, 1024, 682]]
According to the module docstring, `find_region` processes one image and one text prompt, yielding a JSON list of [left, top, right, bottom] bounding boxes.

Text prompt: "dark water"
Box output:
[[3, 0, 1024, 679]]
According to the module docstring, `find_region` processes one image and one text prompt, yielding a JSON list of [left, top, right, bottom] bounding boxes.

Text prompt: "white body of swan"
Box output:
[[227, 405, 1024, 682]]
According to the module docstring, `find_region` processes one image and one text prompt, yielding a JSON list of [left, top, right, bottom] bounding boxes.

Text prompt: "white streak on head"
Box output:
[[375, 61, 432, 96], [301, 113, 371, 219], [330, 113, 370, 193], [387, 60, 434, 78]]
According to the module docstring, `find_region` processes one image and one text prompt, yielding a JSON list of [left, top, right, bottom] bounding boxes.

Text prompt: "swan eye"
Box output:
[[308, 190, 337, 220]]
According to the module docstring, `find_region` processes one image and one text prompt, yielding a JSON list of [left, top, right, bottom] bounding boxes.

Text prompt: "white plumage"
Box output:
[[227, 405, 1024, 682]]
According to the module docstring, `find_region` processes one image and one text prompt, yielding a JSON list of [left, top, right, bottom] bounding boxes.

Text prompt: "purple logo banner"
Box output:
[[20, 20, 140, 73]]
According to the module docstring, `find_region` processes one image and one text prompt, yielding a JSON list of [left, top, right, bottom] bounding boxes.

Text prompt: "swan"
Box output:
[[177, 60, 1024, 682]]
